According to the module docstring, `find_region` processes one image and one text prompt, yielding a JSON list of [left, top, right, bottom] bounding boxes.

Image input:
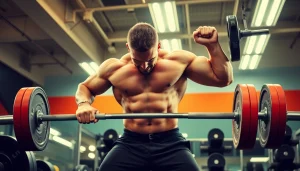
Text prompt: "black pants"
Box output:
[[98, 128, 200, 171]]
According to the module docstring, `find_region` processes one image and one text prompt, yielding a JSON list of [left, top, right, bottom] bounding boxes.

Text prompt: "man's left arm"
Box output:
[[184, 26, 233, 87]]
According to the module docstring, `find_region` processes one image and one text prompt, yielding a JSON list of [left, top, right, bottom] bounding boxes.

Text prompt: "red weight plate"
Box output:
[[245, 84, 258, 149], [258, 84, 280, 148], [13, 87, 28, 148], [20, 87, 35, 150], [232, 84, 251, 149], [273, 84, 287, 147], [20, 87, 50, 151]]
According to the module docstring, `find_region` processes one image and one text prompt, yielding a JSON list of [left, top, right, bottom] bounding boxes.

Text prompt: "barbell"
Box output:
[[0, 84, 299, 151]]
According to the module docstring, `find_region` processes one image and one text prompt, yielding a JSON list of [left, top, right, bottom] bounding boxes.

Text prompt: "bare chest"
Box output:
[[109, 61, 186, 96]]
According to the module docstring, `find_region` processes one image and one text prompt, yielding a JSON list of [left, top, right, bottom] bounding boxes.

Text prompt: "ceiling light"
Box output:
[[79, 62, 96, 75], [161, 39, 182, 52], [239, 55, 250, 70], [52, 136, 73, 149], [249, 55, 262, 70], [50, 128, 61, 136], [251, 0, 286, 27], [148, 1, 179, 33]]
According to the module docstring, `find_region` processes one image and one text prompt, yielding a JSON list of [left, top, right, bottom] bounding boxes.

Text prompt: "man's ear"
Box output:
[[126, 43, 130, 52]]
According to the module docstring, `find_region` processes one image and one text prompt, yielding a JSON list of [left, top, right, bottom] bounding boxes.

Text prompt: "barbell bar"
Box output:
[[2, 83, 298, 152], [1, 111, 300, 124]]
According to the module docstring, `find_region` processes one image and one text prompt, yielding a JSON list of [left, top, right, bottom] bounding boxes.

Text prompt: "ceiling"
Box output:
[[0, 0, 300, 85]]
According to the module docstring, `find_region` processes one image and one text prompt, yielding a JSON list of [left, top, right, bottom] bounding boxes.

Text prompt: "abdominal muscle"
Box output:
[[121, 92, 179, 134]]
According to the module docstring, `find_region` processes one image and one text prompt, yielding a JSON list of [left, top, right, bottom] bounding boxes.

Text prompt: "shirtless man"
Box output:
[[75, 22, 233, 171]]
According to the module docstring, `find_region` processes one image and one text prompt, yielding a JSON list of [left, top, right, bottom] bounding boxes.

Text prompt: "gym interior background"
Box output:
[[0, 0, 300, 170]]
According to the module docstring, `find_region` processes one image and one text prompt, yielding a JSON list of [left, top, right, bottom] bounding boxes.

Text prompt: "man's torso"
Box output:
[[108, 51, 188, 133]]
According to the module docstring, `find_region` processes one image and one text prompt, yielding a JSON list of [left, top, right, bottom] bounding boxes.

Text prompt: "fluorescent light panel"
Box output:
[[161, 39, 182, 52], [79, 62, 99, 76], [52, 136, 73, 149], [243, 35, 270, 55], [251, 0, 286, 27], [148, 1, 179, 33], [50, 128, 61, 136]]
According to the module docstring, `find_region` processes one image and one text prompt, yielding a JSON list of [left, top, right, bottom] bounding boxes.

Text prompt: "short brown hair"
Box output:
[[127, 22, 158, 52]]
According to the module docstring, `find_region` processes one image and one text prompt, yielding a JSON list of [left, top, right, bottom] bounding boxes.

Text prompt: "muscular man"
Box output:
[[75, 23, 233, 171]]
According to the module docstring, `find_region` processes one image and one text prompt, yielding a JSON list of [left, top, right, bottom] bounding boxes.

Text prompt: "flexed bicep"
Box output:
[[185, 56, 228, 87]]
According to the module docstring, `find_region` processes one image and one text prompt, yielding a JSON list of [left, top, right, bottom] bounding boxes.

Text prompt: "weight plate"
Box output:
[[273, 84, 287, 146], [208, 128, 224, 148], [226, 15, 240, 62], [274, 145, 295, 162], [0, 135, 36, 171], [103, 129, 118, 149], [13, 87, 28, 150], [207, 153, 225, 168], [14, 87, 50, 151], [232, 84, 251, 149], [258, 84, 280, 148], [37, 160, 55, 171], [246, 84, 258, 149]]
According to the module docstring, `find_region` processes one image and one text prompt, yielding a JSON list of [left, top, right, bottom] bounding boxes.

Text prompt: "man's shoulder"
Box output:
[[160, 50, 194, 63]]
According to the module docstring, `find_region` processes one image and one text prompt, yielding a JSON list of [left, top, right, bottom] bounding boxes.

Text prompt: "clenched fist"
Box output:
[[76, 103, 99, 124], [193, 26, 218, 46]]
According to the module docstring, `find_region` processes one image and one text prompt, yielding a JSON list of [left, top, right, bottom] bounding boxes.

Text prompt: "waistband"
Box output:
[[122, 128, 181, 141]]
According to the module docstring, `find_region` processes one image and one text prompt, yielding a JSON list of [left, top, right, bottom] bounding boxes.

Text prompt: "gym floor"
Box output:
[[0, 0, 300, 171]]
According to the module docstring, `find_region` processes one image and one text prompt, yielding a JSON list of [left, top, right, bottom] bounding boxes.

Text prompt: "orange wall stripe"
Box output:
[[1, 91, 298, 115]]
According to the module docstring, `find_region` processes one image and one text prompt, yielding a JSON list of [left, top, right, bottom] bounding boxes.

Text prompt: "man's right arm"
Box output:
[[75, 58, 120, 105]]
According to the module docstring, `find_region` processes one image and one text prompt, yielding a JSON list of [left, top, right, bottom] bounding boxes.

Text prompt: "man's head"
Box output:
[[126, 22, 160, 75]]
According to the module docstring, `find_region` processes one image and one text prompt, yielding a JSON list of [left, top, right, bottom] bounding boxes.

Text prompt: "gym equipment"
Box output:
[[36, 160, 55, 171], [200, 128, 232, 155], [274, 145, 295, 163], [103, 129, 118, 149], [0, 135, 37, 171], [208, 128, 224, 148], [74, 164, 89, 171], [207, 153, 225, 171], [226, 15, 269, 61], [0, 84, 299, 151]]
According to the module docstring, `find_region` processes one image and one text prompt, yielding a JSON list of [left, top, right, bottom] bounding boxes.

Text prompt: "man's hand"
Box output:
[[76, 103, 99, 124], [193, 26, 218, 46]]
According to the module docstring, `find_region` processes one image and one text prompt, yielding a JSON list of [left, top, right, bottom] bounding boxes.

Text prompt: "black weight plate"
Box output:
[[0, 135, 36, 171], [207, 153, 225, 168], [274, 145, 295, 162], [226, 15, 240, 62], [103, 129, 118, 149], [37, 160, 55, 171], [208, 128, 224, 148]]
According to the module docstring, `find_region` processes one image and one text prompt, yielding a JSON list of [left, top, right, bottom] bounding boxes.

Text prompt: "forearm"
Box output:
[[75, 83, 95, 105], [206, 43, 233, 84]]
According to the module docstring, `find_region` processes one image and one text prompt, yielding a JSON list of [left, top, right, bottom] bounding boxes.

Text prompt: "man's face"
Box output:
[[127, 43, 160, 75]]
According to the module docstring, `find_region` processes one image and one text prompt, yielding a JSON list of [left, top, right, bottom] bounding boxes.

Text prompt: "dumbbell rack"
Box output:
[[199, 128, 232, 171], [267, 126, 300, 171]]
